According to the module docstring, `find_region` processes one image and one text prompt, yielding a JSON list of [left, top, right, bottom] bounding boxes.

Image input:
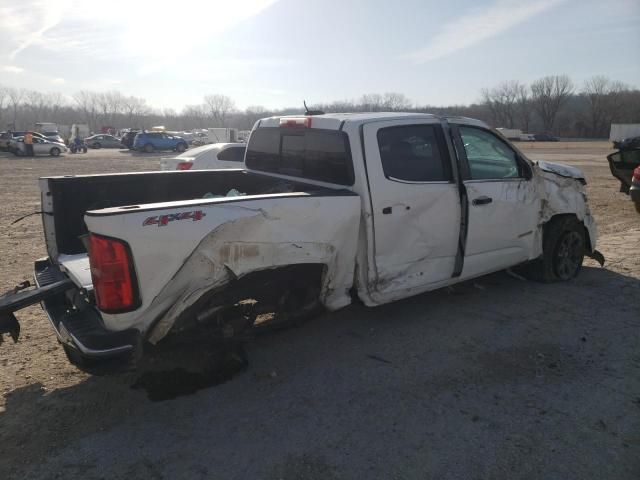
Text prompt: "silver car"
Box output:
[[11, 136, 68, 156], [85, 134, 123, 149]]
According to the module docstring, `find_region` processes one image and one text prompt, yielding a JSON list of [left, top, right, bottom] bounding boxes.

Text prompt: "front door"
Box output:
[[363, 120, 461, 298], [453, 124, 540, 278]]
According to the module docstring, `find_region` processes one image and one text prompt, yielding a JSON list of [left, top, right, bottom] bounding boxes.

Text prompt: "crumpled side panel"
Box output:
[[140, 202, 359, 343]]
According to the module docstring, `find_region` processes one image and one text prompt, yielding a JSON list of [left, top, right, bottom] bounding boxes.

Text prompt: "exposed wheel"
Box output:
[[50, 147, 60, 157], [176, 142, 186, 153], [524, 216, 585, 282], [83, 146, 88, 153], [144, 143, 154, 153], [94, 142, 101, 149]]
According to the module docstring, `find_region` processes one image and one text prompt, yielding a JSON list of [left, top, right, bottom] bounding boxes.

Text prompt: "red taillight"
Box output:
[[88, 234, 139, 313], [177, 161, 193, 170], [279, 117, 312, 128], [633, 166, 640, 182]]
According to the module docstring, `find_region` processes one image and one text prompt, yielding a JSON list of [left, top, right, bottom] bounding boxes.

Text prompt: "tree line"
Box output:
[[1, 75, 638, 138]]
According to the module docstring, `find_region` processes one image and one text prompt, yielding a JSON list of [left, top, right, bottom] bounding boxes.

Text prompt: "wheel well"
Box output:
[[165, 263, 326, 334], [544, 213, 592, 251]]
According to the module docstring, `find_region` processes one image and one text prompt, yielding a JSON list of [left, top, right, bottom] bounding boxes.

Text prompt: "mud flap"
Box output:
[[0, 312, 20, 344], [586, 249, 605, 267]]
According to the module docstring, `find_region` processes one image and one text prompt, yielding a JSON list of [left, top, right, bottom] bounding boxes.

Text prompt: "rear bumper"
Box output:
[[35, 258, 140, 369]]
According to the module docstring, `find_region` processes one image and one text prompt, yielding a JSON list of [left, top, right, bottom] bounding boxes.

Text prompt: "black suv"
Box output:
[[121, 130, 140, 150]]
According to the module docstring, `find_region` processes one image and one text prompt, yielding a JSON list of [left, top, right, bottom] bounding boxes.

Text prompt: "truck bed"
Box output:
[[41, 169, 338, 257]]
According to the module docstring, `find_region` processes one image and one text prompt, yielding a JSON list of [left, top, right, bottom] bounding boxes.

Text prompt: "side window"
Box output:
[[377, 124, 451, 182], [218, 146, 246, 162], [459, 126, 520, 180]]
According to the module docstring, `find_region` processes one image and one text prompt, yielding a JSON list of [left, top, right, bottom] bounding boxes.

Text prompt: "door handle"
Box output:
[[472, 196, 493, 206]]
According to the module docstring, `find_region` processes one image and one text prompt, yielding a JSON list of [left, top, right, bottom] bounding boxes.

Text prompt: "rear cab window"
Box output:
[[245, 127, 354, 185]]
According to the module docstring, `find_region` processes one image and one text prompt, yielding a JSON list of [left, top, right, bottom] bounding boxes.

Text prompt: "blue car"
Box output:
[[133, 132, 189, 153]]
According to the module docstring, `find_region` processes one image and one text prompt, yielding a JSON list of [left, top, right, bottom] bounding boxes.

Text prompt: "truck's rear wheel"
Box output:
[[524, 216, 585, 282]]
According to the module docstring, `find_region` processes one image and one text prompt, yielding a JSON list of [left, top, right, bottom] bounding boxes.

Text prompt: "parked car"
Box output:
[[120, 130, 140, 150], [613, 135, 640, 151], [0, 113, 603, 373], [85, 134, 124, 149], [2, 131, 48, 152], [160, 143, 246, 170], [133, 132, 189, 153], [607, 145, 640, 212], [533, 133, 559, 142], [42, 131, 65, 144], [11, 136, 68, 156]]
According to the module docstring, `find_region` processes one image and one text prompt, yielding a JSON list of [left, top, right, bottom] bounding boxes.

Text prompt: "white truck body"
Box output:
[[30, 113, 600, 369], [206, 128, 238, 144], [609, 124, 640, 142], [496, 128, 522, 141]]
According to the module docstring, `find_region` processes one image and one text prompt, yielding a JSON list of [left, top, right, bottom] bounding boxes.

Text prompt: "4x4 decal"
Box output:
[[143, 210, 206, 227]]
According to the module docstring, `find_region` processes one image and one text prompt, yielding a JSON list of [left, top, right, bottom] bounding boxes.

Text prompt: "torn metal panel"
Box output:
[[85, 195, 361, 343]]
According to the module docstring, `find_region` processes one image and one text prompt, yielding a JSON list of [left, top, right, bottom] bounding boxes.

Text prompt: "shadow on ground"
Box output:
[[1, 266, 639, 479]]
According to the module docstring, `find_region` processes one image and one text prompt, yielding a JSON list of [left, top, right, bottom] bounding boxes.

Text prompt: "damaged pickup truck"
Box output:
[[0, 113, 603, 372]]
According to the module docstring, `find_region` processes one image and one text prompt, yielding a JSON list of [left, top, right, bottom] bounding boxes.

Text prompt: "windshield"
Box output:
[[245, 127, 354, 186]]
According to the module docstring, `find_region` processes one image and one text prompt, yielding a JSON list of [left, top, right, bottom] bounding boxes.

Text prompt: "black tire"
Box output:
[[50, 147, 60, 157], [144, 143, 154, 153], [83, 146, 88, 153], [524, 216, 585, 282], [94, 142, 101, 149], [176, 142, 187, 153]]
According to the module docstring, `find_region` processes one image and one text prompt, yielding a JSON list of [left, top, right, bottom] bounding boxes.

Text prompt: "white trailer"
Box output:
[[496, 128, 522, 141], [610, 124, 640, 142], [206, 128, 238, 144], [35, 122, 58, 133]]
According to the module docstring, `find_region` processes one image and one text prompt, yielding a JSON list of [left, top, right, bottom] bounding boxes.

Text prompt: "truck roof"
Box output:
[[258, 112, 488, 130]]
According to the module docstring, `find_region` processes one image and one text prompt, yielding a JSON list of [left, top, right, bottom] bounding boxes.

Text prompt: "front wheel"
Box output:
[[523, 216, 585, 282], [176, 143, 186, 153], [50, 147, 61, 157]]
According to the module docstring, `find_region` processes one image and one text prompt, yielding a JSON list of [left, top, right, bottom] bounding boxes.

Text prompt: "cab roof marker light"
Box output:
[[279, 117, 312, 128]]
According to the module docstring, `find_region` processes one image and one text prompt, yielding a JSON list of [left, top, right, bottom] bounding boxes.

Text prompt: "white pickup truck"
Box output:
[[0, 113, 603, 372]]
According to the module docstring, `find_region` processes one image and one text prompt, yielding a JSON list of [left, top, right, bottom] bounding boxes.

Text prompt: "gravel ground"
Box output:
[[0, 143, 638, 480]]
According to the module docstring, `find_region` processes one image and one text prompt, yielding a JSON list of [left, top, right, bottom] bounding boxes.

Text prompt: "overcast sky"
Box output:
[[1, 0, 638, 110]]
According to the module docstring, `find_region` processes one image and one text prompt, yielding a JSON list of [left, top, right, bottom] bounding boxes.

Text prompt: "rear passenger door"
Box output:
[[363, 120, 461, 296], [453, 124, 540, 278]]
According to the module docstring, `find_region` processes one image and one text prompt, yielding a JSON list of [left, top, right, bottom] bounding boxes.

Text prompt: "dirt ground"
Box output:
[[0, 143, 638, 480]]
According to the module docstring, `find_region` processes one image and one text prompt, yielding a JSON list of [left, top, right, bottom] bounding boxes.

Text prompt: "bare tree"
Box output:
[[0, 85, 8, 127], [382, 92, 411, 110], [515, 82, 533, 133], [244, 105, 267, 129], [480, 81, 520, 128], [360, 93, 384, 111], [6, 87, 25, 129], [203, 94, 236, 126], [45, 92, 66, 120], [531, 75, 574, 132], [73, 91, 101, 130]]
